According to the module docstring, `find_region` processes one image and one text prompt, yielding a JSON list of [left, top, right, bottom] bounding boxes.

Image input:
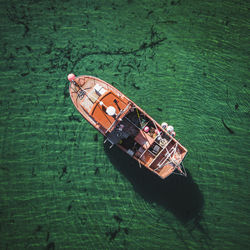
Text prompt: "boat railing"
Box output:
[[148, 138, 173, 168], [103, 82, 116, 92], [154, 142, 178, 171], [138, 148, 148, 161]]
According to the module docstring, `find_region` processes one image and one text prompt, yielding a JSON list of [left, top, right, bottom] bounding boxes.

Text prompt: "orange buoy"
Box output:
[[67, 73, 76, 82]]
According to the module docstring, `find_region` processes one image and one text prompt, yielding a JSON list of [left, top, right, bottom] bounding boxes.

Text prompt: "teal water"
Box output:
[[0, 0, 249, 249]]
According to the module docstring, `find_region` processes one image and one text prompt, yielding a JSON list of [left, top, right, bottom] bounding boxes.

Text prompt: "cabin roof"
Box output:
[[90, 90, 130, 131]]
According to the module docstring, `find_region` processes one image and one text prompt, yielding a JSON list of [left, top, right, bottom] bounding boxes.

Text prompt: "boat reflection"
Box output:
[[104, 142, 204, 224]]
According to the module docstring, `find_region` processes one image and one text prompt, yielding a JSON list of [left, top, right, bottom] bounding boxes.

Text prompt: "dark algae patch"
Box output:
[[68, 114, 81, 123], [105, 214, 128, 241], [106, 228, 120, 241], [93, 134, 98, 142], [46, 232, 50, 242], [59, 166, 67, 180], [123, 228, 129, 235], [0, 0, 249, 249], [34, 225, 42, 233], [94, 167, 100, 175], [67, 203, 72, 211], [113, 214, 123, 224], [221, 118, 235, 134], [46, 242, 55, 250]]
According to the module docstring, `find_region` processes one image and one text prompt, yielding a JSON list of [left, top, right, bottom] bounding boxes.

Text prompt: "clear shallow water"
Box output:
[[0, 0, 249, 249]]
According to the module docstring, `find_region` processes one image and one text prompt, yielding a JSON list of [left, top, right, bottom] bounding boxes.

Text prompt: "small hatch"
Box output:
[[94, 84, 106, 96]]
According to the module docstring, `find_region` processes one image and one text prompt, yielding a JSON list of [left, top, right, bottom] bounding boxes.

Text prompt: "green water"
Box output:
[[0, 0, 249, 249]]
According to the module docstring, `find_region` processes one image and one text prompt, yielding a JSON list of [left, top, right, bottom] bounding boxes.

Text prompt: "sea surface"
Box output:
[[0, 0, 249, 249]]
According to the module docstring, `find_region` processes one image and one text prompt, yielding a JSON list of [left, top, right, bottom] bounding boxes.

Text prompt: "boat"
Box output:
[[68, 73, 188, 179]]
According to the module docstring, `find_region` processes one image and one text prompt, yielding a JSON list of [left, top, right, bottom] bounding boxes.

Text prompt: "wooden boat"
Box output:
[[68, 74, 188, 179]]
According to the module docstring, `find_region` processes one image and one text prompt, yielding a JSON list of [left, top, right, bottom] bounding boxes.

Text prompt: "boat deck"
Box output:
[[74, 77, 100, 113]]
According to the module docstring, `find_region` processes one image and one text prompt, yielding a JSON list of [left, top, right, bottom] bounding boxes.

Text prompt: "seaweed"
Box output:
[[20, 72, 29, 77], [0, 166, 9, 171], [147, 10, 153, 17], [52, 37, 167, 72], [221, 118, 234, 134], [59, 166, 67, 180], [34, 225, 42, 232], [25, 45, 32, 52], [113, 215, 123, 224], [131, 83, 140, 90], [53, 24, 57, 32], [94, 134, 98, 142], [78, 215, 87, 225], [170, 0, 181, 5], [105, 228, 120, 241], [6, 5, 30, 37], [63, 85, 70, 99], [46, 242, 55, 250], [31, 167, 36, 177], [94, 167, 100, 175], [46, 232, 50, 242], [67, 204, 72, 211], [68, 114, 81, 123]]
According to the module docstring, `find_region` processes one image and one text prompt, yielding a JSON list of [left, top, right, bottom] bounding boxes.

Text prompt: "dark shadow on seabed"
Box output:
[[104, 142, 204, 225]]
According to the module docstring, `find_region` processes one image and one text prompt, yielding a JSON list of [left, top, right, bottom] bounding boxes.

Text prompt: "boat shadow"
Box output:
[[104, 143, 204, 224]]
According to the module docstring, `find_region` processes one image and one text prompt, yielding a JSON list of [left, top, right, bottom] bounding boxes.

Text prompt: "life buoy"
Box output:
[[67, 73, 76, 82]]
